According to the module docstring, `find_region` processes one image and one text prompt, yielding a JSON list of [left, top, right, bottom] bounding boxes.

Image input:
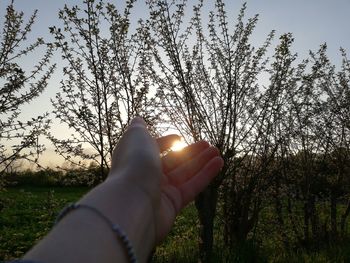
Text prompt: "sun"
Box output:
[[171, 140, 187, 152]]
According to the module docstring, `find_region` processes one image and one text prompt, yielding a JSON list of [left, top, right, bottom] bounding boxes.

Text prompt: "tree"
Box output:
[[0, 1, 55, 182], [48, 0, 157, 179], [313, 46, 350, 238], [269, 42, 350, 247], [146, 0, 274, 260]]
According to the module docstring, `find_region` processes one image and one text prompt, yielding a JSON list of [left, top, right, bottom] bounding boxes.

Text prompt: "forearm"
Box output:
[[24, 176, 155, 263]]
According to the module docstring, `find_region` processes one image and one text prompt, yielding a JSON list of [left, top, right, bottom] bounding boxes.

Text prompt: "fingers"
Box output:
[[179, 156, 224, 206], [128, 116, 147, 129], [156, 134, 181, 152], [111, 117, 160, 174], [167, 146, 220, 186], [162, 140, 210, 173]]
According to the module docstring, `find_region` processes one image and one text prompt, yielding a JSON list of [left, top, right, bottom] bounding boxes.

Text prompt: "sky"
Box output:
[[1, 0, 349, 168]]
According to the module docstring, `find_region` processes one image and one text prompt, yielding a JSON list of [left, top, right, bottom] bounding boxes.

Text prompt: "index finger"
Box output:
[[111, 117, 160, 172]]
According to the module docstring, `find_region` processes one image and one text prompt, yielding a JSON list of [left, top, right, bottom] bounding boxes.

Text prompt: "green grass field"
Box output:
[[0, 186, 201, 262], [2, 187, 350, 262], [0, 186, 89, 261]]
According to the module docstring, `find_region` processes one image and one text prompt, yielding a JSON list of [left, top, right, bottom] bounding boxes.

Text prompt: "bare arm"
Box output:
[[24, 117, 223, 263]]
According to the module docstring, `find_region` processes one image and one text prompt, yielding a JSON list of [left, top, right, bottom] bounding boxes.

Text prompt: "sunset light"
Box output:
[[1, 1, 349, 261], [171, 140, 187, 152]]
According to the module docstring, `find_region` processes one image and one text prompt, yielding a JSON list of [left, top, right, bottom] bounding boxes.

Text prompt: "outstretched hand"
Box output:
[[109, 117, 224, 243], [23, 117, 223, 263]]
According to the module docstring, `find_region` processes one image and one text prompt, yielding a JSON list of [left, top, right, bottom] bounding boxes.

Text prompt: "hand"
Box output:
[[23, 117, 224, 263], [109, 117, 224, 243]]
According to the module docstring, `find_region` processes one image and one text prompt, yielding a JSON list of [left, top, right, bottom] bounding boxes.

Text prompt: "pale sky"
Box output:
[[1, 0, 349, 167]]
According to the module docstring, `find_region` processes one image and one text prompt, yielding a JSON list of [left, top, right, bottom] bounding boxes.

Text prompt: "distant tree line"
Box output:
[[4, 161, 103, 187], [0, 0, 349, 262]]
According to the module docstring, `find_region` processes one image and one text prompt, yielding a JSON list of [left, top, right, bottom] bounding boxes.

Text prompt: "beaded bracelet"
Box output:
[[55, 203, 138, 263]]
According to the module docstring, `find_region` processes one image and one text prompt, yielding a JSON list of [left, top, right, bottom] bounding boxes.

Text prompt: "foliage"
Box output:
[[3, 164, 103, 187]]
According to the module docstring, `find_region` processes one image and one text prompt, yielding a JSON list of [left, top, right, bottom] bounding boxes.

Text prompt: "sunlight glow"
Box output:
[[171, 140, 187, 152]]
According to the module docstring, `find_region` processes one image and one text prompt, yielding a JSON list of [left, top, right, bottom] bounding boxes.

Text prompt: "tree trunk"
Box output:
[[274, 189, 289, 247], [309, 196, 320, 245], [340, 198, 350, 234], [222, 181, 230, 246], [195, 185, 218, 263], [330, 191, 338, 238], [303, 201, 310, 245]]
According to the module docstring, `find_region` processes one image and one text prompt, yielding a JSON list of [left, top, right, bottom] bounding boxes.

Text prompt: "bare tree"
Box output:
[[270, 42, 350, 248], [146, 0, 274, 260], [313, 46, 350, 238], [0, 1, 55, 182], [48, 0, 157, 179]]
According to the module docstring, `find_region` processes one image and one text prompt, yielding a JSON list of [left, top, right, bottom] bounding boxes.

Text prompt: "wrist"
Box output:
[[81, 178, 157, 262]]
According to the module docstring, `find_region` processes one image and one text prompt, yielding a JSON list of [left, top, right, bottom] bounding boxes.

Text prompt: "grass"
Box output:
[[0, 186, 89, 261], [153, 203, 199, 262], [2, 186, 350, 262]]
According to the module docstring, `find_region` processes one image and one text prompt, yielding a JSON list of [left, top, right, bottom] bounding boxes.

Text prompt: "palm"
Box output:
[[155, 137, 223, 242]]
